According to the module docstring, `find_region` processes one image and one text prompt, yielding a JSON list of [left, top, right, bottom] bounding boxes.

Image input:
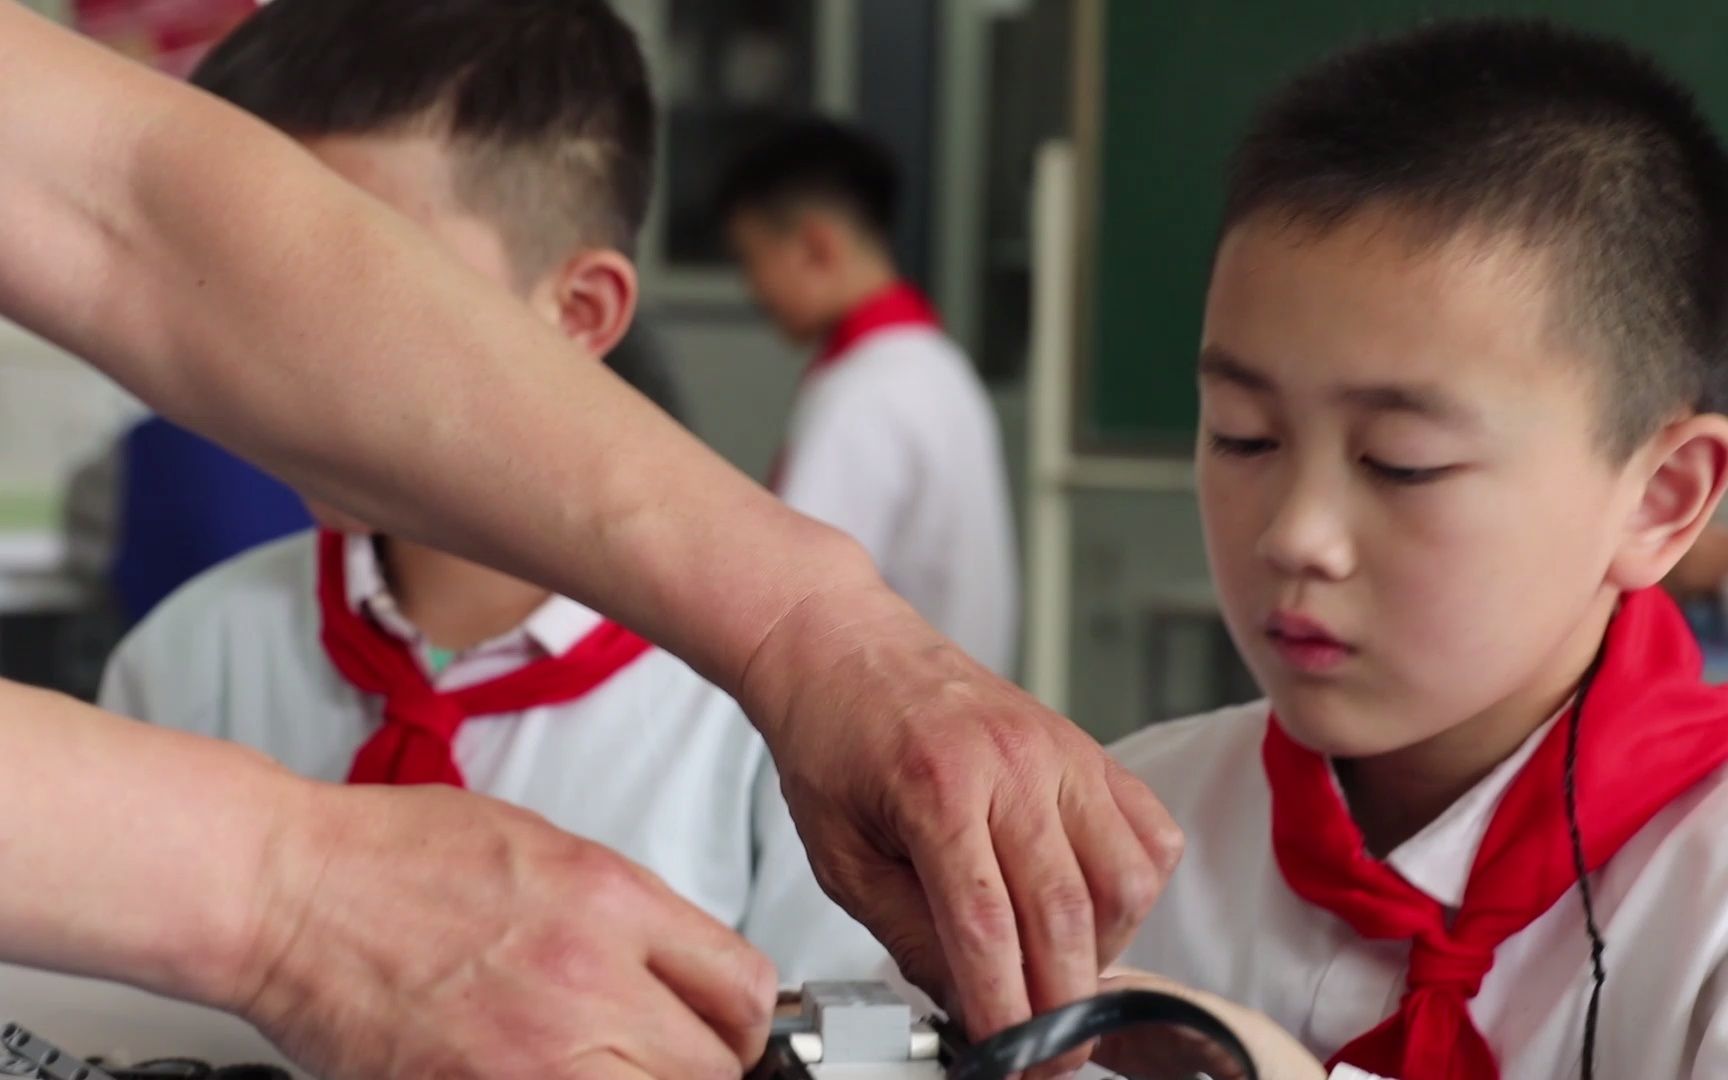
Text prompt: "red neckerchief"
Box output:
[[767, 280, 942, 493], [316, 530, 653, 786], [1264, 587, 1728, 1080]]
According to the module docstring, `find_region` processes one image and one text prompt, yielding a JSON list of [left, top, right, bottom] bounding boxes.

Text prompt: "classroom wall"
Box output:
[[1066, 489, 1218, 743], [655, 313, 803, 483], [0, 320, 142, 531]]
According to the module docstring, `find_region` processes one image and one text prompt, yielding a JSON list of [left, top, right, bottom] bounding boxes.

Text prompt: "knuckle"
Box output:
[[973, 717, 1055, 792], [806, 845, 869, 908], [576, 854, 649, 920], [951, 888, 1018, 953], [981, 713, 1041, 769], [734, 950, 779, 1023], [1088, 865, 1159, 953], [883, 933, 948, 999], [1108, 857, 1164, 923], [898, 755, 982, 843], [1028, 878, 1095, 945], [1153, 822, 1187, 874], [897, 740, 969, 801], [546, 934, 610, 991]]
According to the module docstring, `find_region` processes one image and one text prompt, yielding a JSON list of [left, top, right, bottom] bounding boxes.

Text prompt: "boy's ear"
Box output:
[[799, 211, 851, 271], [1608, 412, 1728, 590], [529, 249, 639, 357]]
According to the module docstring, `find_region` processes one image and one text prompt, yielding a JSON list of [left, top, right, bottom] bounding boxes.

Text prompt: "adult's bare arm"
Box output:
[[0, 679, 776, 1079], [0, 2, 1182, 1040], [0, 0, 822, 686]]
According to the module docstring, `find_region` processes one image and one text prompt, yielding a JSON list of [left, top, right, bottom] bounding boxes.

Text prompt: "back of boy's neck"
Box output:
[[831, 258, 899, 320], [375, 536, 553, 652]]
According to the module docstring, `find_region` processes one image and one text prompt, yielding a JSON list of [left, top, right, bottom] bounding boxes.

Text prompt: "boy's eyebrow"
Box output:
[[1199, 345, 1482, 430], [1337, 384, 1481, 430], [1197, 346, 1274, 392]]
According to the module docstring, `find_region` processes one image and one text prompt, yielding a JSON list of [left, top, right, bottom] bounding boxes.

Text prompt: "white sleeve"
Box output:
[[741, 752, 890, 986], [1331, 1066, 1394, 1080], [97, 625, 162, 722], [96, 596, 217, 733], [777, 386, 912, 569]]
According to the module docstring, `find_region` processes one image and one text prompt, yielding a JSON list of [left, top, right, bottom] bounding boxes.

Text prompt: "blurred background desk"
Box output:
[[0, 964, 305, 1077]]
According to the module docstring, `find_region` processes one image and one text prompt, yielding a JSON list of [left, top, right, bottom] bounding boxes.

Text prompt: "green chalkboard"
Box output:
[[1084, 1, 1728, 451]]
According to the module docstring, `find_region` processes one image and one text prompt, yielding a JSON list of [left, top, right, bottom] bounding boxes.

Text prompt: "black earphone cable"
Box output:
[[1563, 640, 1611, 1080]]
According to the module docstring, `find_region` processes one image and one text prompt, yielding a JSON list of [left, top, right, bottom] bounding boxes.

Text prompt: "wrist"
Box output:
[[191, 762, 331, 1018], [735, 546, 957, 754]]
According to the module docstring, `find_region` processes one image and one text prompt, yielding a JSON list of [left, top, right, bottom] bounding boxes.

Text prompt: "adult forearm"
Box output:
[[0, 16, 1187, 1043], [0, 3, 870, 693], [0, 681, 294, 1007]]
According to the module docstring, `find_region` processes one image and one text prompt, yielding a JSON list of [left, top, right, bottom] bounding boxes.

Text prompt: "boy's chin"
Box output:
[[1266, 693, 1422, 760]]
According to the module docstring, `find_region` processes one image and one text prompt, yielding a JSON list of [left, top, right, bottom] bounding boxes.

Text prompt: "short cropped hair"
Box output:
[[1224, 18, 1728, 457], [192, 0, 655, 278], [715, 117, 899, 244]]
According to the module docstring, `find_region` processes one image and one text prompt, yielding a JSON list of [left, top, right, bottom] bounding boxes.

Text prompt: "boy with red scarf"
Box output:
[[95, 0, 885, 988], [716, 119, 1019, 677], [1111, 18, 1728, 1080]]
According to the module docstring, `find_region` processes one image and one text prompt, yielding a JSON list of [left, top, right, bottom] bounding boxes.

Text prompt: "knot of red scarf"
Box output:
[[1405, 935, 1493, 997], [316, 530, 653, 787], [1263, 587, 1728, 1080], [360, 686, 470, 787]]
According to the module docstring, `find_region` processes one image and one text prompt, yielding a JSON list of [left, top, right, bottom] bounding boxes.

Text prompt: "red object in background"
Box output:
[[76, 0, 258, 79]]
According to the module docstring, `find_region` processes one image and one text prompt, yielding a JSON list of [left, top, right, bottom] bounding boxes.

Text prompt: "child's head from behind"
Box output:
[[194, 0, 650, 343], [193, 0, 652, 533], [1201, 19, 1728, 760], [717, 118, 900, 344]]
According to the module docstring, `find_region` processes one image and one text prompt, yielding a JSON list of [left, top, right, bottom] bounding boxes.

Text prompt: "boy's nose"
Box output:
[[1256, 477, 1356, 582]]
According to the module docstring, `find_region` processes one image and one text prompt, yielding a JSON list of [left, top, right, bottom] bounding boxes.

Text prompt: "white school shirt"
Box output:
[[778, 324, 1019, 676], [1111, 701, 1728, 1080], [98, 531, 886, 985]]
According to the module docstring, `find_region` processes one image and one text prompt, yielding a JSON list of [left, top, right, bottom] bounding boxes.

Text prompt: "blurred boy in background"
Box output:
[[719, 119, 1020, 676]]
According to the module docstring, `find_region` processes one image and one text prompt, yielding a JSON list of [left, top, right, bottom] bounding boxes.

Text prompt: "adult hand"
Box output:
[[1093, 971, 1328, 1080], [739, 582, 1185, 1043], [230, 782, 777, 1079]]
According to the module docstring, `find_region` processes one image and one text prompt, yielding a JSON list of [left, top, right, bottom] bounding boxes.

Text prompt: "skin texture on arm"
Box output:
[[0, 680, 292, 1002], [0, 679, 778, 1080], [0, 1, 820, 687], [0, 0, 1182, 1051]]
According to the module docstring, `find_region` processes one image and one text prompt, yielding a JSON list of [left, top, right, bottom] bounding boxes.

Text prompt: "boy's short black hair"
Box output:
[[1225, 18, 1728, 458], [715, 117, 899, 244], [192, 0, 654, 277]]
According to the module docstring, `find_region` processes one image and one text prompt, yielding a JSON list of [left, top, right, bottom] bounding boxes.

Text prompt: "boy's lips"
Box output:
[[1264, 611, 1355, 673]]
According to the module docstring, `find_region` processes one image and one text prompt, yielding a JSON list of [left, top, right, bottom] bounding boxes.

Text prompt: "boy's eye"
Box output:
[[1362, 457, 1453, 485], [1207, 433, 1277, 458]]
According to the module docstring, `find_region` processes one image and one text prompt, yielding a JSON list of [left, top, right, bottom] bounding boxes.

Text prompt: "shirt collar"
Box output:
[[816, 280, 942, 368], [1350, 709, 1565, 909], [341, 532, 603, 658]]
